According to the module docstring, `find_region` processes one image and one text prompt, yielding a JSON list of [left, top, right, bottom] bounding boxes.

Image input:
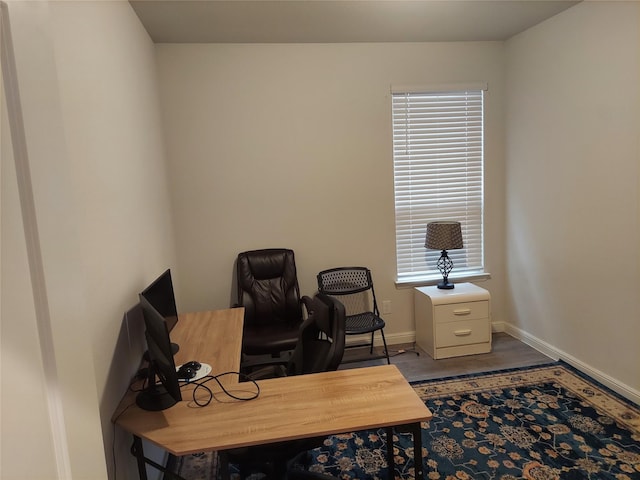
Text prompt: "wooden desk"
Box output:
[[112, 308, 244, 423], [114, 308, 432, 479], [171, 309, 243, 377]]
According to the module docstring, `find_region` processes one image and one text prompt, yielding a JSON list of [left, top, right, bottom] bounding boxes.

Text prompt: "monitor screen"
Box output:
[[140, 269, 178, 332], [136, 296, 182, 411]]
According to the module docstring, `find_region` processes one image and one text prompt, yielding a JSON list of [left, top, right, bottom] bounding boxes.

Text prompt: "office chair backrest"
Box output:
[[288, 293, 346, 376], [236, 249, 303, 327]]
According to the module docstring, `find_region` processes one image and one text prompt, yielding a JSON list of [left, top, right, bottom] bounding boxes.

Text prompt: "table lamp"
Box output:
[[425, 221, 463, 289]]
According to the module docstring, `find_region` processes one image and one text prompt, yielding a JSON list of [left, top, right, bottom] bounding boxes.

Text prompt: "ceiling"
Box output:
[[130, 0, 580, 44]]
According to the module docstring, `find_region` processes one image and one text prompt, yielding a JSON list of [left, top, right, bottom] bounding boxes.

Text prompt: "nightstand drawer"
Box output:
[[435, 301, 489, 323], [435, 318, 490, 347]]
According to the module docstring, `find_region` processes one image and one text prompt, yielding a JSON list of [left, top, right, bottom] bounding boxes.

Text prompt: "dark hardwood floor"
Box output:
[[339, 332, 554, 383]]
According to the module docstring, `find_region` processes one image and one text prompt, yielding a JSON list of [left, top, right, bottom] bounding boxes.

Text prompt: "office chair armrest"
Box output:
[[247, 363, 288, 380], [241, 352, 290, 369], [301, 295, 314, 316]]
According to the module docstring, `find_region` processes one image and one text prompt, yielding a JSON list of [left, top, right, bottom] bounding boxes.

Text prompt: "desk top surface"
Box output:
[[113, 308, 432, 456], [171, 308, 244, 374]]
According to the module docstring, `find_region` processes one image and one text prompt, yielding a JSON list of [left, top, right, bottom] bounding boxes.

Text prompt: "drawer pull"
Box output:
[[454, 329, 472, 336], [453, 308, 472, 316]]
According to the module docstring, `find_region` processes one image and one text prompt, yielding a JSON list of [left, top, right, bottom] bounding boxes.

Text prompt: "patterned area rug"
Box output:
[[174, 362, 640, 479]]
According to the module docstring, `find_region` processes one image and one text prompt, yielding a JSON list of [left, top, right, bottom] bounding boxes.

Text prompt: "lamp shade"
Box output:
[[425, 221, 463, 250]]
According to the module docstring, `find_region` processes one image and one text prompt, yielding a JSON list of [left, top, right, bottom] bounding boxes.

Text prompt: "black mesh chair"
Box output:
[[220, 293, 347, 479], [316, 266, 390, 364], [235, 249, 312, 371]]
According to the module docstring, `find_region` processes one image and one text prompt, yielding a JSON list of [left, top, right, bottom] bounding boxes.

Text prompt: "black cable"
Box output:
[[388, 347, 420, 357], [180, 371, 260, 407], [111, 400, 138, 480], [112, 422, 118, 480], [112, 399, 137, 424], [128, 369, 148, 393]]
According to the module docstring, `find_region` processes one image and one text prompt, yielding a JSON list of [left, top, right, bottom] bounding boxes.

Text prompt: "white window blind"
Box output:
[[392, 86, 485, 282]]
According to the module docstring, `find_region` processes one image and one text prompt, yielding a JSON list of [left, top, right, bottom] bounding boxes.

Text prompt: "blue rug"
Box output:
[[175, 362, 640, 479]]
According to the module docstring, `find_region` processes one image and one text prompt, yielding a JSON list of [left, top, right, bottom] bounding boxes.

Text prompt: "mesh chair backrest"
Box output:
[[317, 267, 378, 316], [237, 249, 302, 327], [317, 267, 372, 295]]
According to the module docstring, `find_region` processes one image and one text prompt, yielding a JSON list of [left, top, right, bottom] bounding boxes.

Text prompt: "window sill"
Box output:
[[394, 272, 491, 289]]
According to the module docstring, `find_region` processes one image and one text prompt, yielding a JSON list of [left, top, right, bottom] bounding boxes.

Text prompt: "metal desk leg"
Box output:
[[130, 435, 187, 480], [218, 451, 231, 480], [412, 422, 424, 479], [131, 436, 149, 480], [386, 423, 424, 480], [386, 427, 394, 480]]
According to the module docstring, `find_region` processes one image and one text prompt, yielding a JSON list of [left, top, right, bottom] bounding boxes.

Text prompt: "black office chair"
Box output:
[[316, 266, 390, 365], [220, 293, 347, 479], [285, 454, 340, 480], [235, 249, 313, 371]]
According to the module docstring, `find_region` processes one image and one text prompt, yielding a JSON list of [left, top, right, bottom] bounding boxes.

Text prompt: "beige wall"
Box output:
[[505, 1, 640, 397], [156, 42, 507, 342], [1, 1, 174, 478], [1, 5, 59, 475], [2, 3, 101, 477], [3, 1, 639, 478]]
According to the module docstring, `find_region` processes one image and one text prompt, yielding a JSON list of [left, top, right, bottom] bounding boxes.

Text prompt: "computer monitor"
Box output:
[[140, 269, 179, 332], [136, 296, 182, 411]]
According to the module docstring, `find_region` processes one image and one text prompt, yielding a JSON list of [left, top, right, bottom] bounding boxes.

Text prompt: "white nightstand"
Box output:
[[414, 283, 492, 359]]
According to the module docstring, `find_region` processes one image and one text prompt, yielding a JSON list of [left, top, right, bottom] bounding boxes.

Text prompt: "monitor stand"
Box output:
[[136, 384, 179, 411]]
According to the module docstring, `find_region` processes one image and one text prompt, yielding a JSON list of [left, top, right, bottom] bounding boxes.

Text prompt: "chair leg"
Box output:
[[380, 329, 390, 365], [369, 332, 375, 354], [273, 460, 288, 480]]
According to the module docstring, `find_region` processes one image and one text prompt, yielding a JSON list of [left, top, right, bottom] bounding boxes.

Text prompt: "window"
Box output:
[[392, 84, 486, 284]]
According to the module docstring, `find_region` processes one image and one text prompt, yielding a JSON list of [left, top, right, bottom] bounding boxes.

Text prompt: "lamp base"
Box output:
[[435, 251, 455, 289], [437, 280, 455, 289]]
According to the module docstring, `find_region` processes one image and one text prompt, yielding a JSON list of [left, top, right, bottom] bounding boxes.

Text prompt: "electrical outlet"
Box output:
[[382, 300, 392, 315]]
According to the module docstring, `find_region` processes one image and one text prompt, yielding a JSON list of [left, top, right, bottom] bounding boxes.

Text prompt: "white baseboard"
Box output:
[[502, 323, 561, 361], [491, 321, 506, 333], [503, 323, 640, 406], [364, 323, 639, 405]]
